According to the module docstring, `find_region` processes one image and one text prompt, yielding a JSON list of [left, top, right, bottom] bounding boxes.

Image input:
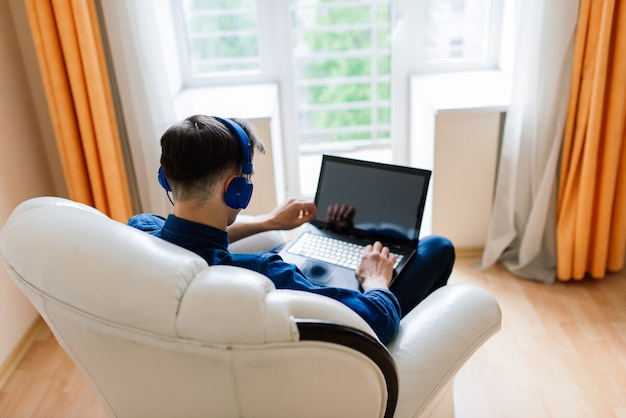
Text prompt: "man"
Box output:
[[128, 115, 455, 343]]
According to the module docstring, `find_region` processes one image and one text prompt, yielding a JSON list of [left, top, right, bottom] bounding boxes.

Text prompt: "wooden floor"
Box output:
[[1, 257, 625, 417], [452, 259, 626, 418]]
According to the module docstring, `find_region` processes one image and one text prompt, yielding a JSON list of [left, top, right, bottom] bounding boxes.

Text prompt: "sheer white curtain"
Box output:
[[479, 0, 580, 284], [98, 0, 179, 217]]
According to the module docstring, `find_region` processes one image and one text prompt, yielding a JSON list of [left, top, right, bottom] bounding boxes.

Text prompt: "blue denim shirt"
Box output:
[[128, 213, 401, 343]]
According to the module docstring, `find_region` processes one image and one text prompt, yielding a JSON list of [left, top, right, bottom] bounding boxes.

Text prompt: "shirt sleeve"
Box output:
[[257, 254, 401, 344]]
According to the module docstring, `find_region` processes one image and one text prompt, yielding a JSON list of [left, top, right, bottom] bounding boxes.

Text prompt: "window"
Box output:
[[173, 0, 505, 195], [178, 0, 262, 77], [423, 0, 501, 67], [290, 1, 391, 151]]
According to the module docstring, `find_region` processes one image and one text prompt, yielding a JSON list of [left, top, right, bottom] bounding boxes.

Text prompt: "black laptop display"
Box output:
[[279, 154, 431, 291]]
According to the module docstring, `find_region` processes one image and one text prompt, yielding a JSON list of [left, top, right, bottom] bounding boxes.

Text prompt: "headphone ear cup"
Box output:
[[225, 176, 253, 209], [158, 167, 172, 192]]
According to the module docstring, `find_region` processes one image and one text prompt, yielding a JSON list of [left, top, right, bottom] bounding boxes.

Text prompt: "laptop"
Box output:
[[279, 154, 431, 291]]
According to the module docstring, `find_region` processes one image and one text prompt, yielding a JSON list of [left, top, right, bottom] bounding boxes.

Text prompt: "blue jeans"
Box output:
[[389, 235, 456, 317]]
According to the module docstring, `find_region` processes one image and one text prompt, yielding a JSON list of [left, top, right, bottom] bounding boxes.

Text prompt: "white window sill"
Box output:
[[174, 83, 279, 120], [411, 70, 511, 113]]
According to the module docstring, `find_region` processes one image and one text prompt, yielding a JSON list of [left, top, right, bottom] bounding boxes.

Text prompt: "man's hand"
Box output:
[[355, 241, 396, 291], [228, 199, 316, 243], [265, 198, 316, 231]]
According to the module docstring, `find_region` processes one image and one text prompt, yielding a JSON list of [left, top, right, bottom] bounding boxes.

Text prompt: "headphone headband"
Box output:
[[212, 116, 253, 175]]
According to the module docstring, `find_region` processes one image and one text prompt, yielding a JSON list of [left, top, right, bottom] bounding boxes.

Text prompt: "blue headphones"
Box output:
[[157, 116, 254, 209]]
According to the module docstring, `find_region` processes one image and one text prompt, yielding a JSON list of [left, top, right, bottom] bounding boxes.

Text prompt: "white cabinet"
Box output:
[[410, 72, 510, 250]]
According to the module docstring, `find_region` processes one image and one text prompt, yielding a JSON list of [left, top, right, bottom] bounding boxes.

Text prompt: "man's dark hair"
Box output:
[[160, 115, 264, 201]]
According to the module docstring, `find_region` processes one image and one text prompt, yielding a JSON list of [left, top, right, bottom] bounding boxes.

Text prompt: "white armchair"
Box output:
[[0, 197, 501, 417]]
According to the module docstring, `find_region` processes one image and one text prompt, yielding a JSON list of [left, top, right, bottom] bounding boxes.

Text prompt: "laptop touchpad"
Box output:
[[301, 260, 334, 285], [301, 260, 361, 292]]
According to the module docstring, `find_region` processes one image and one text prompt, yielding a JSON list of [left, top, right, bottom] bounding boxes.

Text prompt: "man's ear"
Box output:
[[222, 174, 238, 196]]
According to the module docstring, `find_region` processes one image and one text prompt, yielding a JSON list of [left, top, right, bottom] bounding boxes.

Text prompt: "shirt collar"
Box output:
[[161, 214, 229, 251]]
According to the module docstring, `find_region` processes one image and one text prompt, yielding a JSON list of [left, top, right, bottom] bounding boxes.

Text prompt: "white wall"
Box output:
[[0, 0, 63, 367]]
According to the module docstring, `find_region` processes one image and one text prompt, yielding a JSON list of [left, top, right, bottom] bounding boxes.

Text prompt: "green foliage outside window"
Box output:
[[183, 0, 391, 144], [294, 2, 391, 143]]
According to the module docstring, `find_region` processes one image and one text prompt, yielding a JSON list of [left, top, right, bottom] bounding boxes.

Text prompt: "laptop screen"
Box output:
[[312, 155, 431, 244]]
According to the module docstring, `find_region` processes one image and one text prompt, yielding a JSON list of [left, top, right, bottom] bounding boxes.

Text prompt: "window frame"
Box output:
[[174, 0, 506, 86], [169, 0, 508, 198]]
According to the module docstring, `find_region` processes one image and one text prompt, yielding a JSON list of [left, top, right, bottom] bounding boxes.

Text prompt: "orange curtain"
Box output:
[[24, 0, 132, 222], [557, 0, 626, 280]]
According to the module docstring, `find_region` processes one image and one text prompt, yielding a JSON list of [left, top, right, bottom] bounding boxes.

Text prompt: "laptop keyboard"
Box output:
[[286, 232, 403, 270]]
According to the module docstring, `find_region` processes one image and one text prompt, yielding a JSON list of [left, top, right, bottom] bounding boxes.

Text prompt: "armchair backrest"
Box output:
[[0, 197, 397, 418]]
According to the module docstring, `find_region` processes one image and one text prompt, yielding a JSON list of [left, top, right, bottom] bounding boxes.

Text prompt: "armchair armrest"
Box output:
[[387, 283, 502, 418], [229, 214, 286, 253], [229, 229, 285, 253]]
